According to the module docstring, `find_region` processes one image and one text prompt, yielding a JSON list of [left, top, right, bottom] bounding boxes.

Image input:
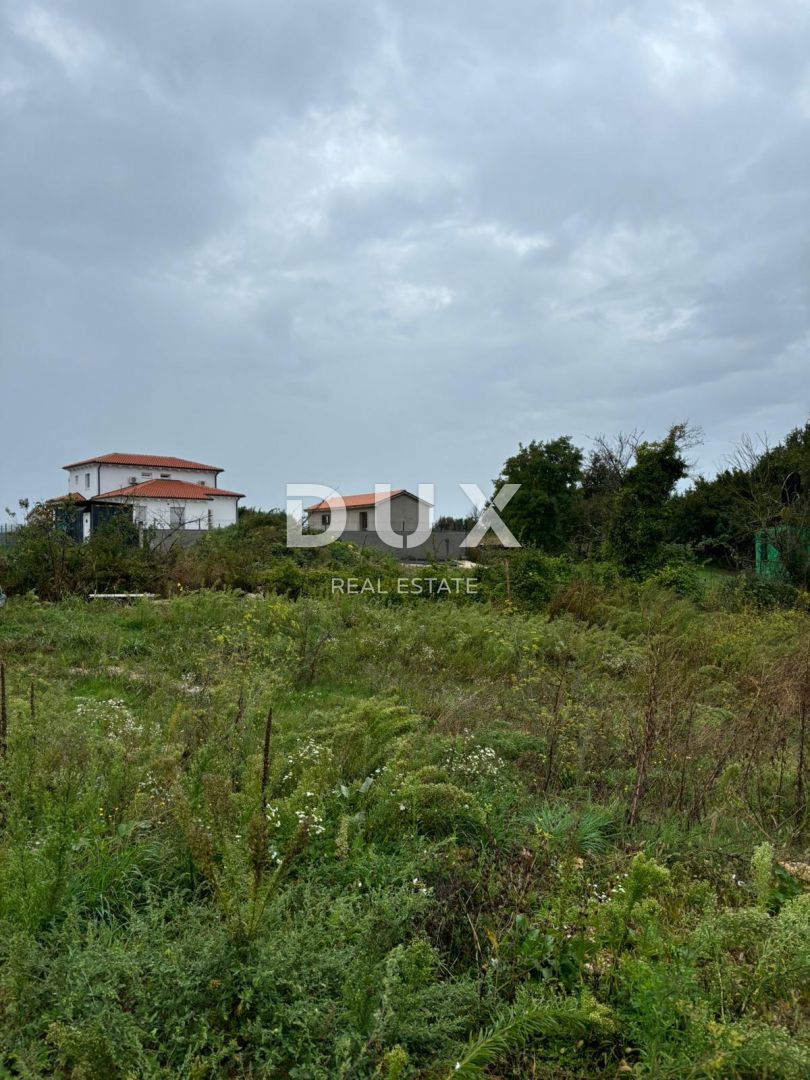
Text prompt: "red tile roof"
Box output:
[[63, 452, 223, 472], [94, 479, 244, 501], [44, 492, 85, 504], [305, 489, 432, 512]]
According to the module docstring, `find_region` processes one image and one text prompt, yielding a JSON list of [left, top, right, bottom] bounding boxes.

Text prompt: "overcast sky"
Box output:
[[2, 0, 809, 516]]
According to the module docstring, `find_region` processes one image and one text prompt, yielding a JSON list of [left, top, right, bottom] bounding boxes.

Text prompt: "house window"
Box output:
[[321, 513, 331, 527], [73, 473, 79, 484], [170, 505, 185, 528], [199, 480, 207, 486], [133, 505, 147, 527], [84, 472, 91, 490], [160, 473, 171, 478], [359, 510, 368, 531], [141, 472, 152, 478]]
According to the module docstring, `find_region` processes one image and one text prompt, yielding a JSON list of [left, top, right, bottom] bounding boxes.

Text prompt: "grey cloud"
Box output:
[[2, 0, 808, 516]]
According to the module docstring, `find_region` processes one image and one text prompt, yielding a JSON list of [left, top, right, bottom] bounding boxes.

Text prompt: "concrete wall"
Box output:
[[148, 528, 211, 551], [145, 527, 476, 560], [338, 529, 471, 562]]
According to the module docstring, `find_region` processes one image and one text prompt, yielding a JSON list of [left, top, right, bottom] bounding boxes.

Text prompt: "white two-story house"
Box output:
[[56, 452, 244, 539]]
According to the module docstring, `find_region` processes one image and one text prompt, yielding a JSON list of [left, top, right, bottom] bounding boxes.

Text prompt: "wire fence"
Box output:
[[0, 524, 21, 547]]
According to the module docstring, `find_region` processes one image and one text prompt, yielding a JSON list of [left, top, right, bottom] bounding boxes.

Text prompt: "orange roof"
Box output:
[[63, 452, 222, 472], [95, 479, 244, 501], [305, 489, 432, 512]]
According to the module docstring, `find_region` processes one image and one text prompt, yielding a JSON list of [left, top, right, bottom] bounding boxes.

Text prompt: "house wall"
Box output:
[[207, 497, 239, 528], [104, 495, 238, 530], [67, 463, 220, 497], [345, 506, 374, 530]]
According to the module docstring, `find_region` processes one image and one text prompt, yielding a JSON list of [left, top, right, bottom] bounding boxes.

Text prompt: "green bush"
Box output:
[[650, 560, 703, 600]]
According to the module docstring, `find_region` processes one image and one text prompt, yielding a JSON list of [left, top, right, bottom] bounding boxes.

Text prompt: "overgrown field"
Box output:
[[0, 584, 808, 1078]]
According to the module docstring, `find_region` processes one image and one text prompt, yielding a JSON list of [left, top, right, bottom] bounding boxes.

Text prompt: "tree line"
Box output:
[[495, 418, 810, 584]]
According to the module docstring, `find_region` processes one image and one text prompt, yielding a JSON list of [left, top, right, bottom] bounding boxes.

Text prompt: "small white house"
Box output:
[[305, 489, 431, 537], [56, 453, 244, 538]]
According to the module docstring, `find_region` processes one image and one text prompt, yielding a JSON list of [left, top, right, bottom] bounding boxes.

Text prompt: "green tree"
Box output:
[[606, 424, 693, 573], [577, 431, 639, 557], [667, 419, 810, 581], [494, 436, 583, 552], [668, 469, 750, 568]]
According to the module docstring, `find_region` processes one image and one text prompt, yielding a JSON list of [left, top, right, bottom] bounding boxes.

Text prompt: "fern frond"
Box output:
[[445, 995, 613, 1080]]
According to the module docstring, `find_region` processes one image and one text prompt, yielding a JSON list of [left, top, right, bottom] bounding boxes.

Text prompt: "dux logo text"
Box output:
[[285, 483, 520, 550]]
